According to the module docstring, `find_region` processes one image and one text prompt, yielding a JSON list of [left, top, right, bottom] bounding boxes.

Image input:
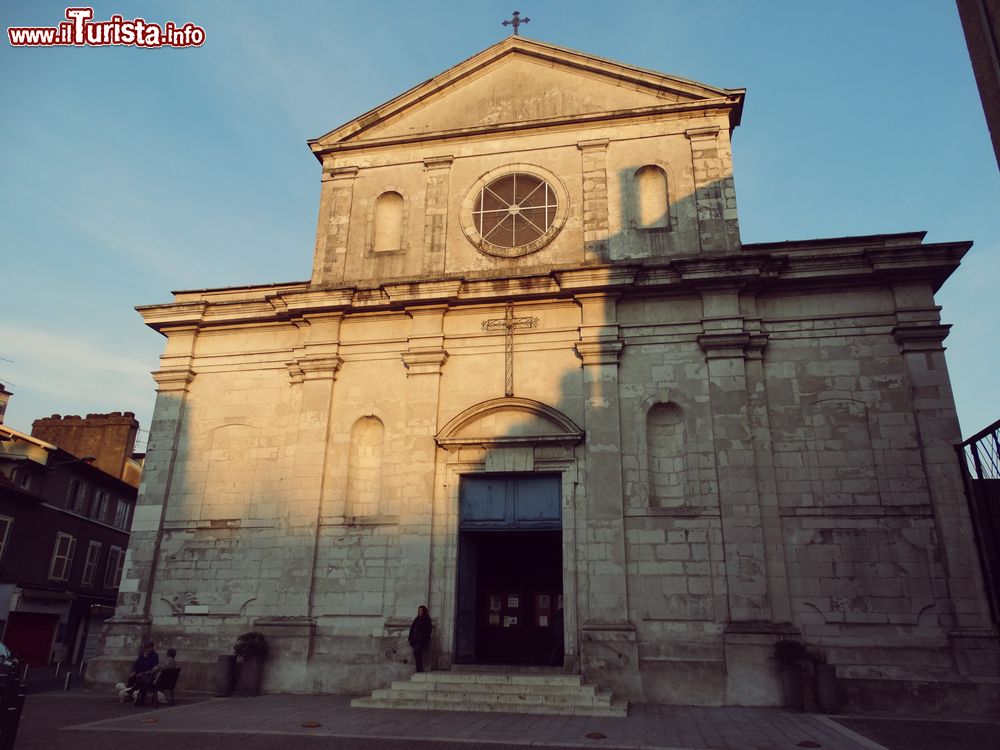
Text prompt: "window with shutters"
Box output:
[[49, 532, 76, 581], [105, 545, 125, 589], [82, 541, 102, 586], [0, 516, 12, 563]]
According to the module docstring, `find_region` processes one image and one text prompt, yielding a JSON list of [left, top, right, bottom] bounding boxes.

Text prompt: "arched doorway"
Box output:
[[435, 397, 584, 667]]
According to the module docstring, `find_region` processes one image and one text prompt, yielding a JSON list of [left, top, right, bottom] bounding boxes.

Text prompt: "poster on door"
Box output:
[[535, 593, 551, 628]]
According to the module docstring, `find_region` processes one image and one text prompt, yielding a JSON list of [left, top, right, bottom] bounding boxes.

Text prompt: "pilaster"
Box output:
[[743, 333, 792, 623], [311, 165, 359, 285], [577, 139, 611, 262], [288, 315, 345, 625], [422, 156, 454, 276], [573, 294, 628, 620], [395, 306, 449, 615], [573, 293, 638, 695], [685, 126, 740, 254], [697, 329, 771, 623], [117, 322, 199, 620], [90, 336, 200, 684], [893, 319, 996, 640]]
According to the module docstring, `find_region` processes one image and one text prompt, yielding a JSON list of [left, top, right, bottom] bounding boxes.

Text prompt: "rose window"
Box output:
[[472, 173, 558, 250]]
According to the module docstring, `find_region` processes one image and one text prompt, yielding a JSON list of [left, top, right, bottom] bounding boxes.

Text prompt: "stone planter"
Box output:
[[215, 655, 236, 697], [238, 656, 265, 696], [780, 664, 804, 711], [815, 664, 841, 713]]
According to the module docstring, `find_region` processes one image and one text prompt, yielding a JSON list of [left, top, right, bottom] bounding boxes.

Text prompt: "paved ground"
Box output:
[[832, 716, 1000, 750], [10, 690, 1000, 750]]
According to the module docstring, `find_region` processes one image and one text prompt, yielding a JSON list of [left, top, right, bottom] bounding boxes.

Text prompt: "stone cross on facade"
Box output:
[[502, 10, 530, 36], [482, 301, 538, 397]]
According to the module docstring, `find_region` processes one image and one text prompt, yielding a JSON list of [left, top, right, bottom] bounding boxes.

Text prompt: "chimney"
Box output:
[[0, 383, 10, 425]]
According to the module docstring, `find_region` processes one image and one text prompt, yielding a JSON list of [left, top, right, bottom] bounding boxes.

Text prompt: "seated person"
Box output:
[[126, 641, 158, 689], [134, 647, 177, 706]]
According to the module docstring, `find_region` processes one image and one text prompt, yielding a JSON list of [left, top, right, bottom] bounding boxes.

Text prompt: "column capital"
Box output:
[[286, 355, 343, 384], [151, 368, 196, 393], [697, 332, 755, 359], [328, 165, 360, 181], [892, 323, 951, 352], [401, 349, 449, 376], [576, 137, 610, 152], [685, 126, 721, 141], [422, 155, 454, 170], [575, 340, 623, 367]]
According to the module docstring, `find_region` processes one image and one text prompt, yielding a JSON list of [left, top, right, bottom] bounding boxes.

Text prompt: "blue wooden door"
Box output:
[[459, 474, 561, 530], [455, 474, 561, 663]]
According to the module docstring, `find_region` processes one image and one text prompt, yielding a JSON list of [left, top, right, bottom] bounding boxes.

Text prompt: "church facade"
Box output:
[[94, 37, 998, 710]]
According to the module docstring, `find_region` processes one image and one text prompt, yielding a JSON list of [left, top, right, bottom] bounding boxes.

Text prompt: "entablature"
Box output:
[[136, 235, 967, 334]]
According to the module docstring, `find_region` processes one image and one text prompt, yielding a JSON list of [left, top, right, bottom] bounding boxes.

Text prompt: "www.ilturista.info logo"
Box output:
[[8, 7, 205, 48]]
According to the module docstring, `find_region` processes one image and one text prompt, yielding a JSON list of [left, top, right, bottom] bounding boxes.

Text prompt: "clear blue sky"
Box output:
[[2, 1, 998, 447]]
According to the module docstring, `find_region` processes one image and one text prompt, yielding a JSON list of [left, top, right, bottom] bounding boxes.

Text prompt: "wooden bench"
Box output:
[[137, 667, 180, 707]]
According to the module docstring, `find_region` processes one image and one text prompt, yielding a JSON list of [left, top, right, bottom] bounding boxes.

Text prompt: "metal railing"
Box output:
[[957, 418, 1000, 624], [960, 419, 1000, 480]]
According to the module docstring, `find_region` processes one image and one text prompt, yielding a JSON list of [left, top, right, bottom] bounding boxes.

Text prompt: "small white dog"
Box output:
[[115, 681, 168, 705]]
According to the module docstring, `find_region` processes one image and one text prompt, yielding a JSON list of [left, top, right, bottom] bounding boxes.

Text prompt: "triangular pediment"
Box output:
[[310, 37, 742, 153]]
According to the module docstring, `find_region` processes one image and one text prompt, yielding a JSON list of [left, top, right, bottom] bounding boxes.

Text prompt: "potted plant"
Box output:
[[773, 639, 807, 711], [234, 631, 268, 696], [810, 650, 841, 713]]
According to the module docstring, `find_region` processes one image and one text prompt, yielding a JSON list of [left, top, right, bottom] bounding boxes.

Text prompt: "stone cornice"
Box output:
[[314, 100, 739, 157], [136, 238, 967, 334]]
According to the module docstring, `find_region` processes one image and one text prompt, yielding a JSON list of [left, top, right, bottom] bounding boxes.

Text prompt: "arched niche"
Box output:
[[633, 165, 669, 229], [372, 191, 404, 252], [646, 402, 687, 507], [346, 415, 386, 516]]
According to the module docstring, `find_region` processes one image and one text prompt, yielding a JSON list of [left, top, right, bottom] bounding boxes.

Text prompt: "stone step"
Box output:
[[351, 695, 627, 717], [450, 664, 569, 675], [375, 685, 613, 708], [390, 679, 597, 697], [352, 670, 628, 718], [411, 672, 584, 687]]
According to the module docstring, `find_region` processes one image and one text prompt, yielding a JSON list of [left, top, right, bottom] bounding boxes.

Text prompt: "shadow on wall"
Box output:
[[95, 167, 740, 694]]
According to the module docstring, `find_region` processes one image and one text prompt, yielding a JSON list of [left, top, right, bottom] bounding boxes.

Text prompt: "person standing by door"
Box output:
[[408, 605, 432, 673]]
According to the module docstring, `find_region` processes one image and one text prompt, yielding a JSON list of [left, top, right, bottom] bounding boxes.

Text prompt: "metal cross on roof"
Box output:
[[502, 10, 530, 36], [482, 301, 538, 397]]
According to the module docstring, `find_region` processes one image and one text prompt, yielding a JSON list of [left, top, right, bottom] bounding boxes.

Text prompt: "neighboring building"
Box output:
[[957, 0, 1000, 169], [0, 384, 11, 426], [31, 412, 142, 488], [0, 420, 137, 666], [94, 37, 997, 711]]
